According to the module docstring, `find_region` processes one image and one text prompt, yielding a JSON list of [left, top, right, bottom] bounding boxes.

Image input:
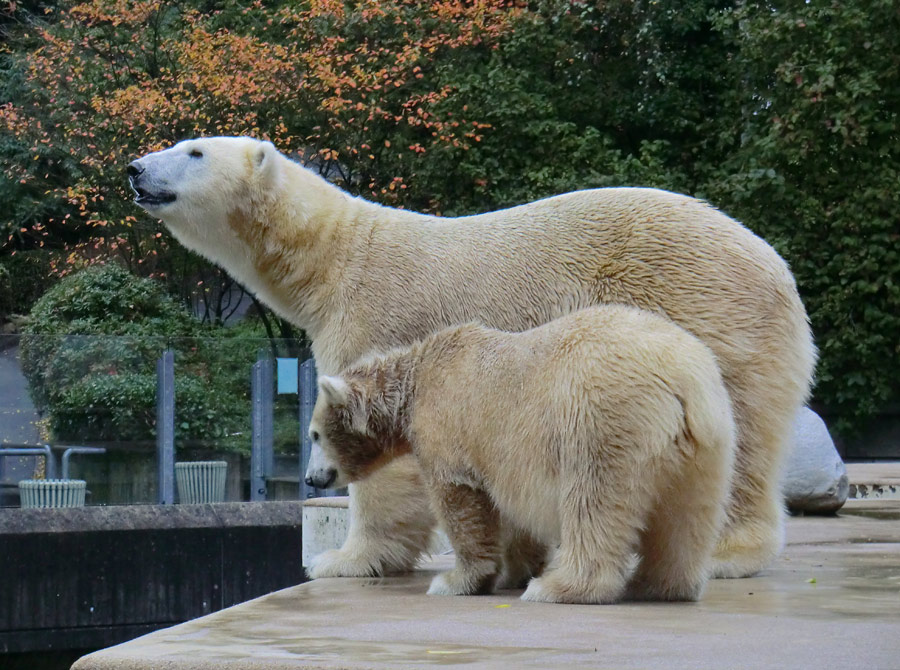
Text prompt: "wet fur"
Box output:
[[309, 307, 738, 603], [134, 136, 816, 580]]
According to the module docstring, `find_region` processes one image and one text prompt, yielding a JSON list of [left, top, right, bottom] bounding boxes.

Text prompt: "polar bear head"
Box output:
[[305, 375, 408, 490], [127, 136, 281, 274]]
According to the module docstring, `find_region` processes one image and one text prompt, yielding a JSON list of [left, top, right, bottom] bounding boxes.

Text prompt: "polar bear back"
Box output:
[[406, 306, 733, 543], [333, 186, 804, 381]]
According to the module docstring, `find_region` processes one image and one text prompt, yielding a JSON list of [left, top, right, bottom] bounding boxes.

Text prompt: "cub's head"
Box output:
[[305, 375, 405, 490], [127, 136, 280, 266]]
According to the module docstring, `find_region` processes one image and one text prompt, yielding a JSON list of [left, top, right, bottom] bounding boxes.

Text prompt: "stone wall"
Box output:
[[0, 502, 306, 655]]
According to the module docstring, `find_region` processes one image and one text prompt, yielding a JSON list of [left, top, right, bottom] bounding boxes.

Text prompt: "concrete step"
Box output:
[[301, 496, 452, 569], [72, 498, 900, 670]]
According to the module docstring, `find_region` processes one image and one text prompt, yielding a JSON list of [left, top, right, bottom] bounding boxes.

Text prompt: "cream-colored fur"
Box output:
[[305, 307, 738, 603], [130, 136, 816, 579]]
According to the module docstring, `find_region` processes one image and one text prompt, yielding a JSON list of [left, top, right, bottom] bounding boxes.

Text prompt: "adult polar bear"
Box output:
[[128, 136, 816, 579]]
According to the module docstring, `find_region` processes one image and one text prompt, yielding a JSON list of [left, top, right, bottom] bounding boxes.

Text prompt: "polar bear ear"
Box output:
[[318, 375, 350, 406], [253, 140, 279, 185]]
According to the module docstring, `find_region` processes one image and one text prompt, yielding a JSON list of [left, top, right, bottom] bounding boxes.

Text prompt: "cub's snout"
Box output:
[[305, 467, 338, 489]]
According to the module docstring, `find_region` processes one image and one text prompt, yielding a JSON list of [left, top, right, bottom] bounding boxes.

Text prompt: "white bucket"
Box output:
[[175, 461, 227, 504], [18, 479, 87, 508]]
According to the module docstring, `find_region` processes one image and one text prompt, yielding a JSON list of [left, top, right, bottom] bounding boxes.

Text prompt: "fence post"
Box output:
[[250, 355, 274, 501], [156, 349, 175, 505], [299, 358, 323, 499]]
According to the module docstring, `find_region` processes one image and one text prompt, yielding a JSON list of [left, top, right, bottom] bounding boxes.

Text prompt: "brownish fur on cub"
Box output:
[[307, 306, 737, 604]]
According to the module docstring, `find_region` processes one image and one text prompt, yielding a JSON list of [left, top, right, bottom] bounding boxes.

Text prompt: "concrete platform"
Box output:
[[73, 498, 900, 670]]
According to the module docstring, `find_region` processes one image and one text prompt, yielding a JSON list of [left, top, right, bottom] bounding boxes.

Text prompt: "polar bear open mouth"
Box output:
[[130, 183, 177, 208]]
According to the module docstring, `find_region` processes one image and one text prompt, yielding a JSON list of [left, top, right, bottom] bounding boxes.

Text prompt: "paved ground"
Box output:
[[0, 344, 43, 488], [72, 497, 900, 670], [0, 344, 42, 444]]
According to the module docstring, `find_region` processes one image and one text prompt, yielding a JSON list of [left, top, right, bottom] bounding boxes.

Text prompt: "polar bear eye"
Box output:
[[311, 430, 320, 442], [189, 149, 203, 158]]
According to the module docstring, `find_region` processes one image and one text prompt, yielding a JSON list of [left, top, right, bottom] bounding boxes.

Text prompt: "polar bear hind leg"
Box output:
[[629, 422, 735, 601], [521, 436, 669, 605], [710, 364, 807, 579]]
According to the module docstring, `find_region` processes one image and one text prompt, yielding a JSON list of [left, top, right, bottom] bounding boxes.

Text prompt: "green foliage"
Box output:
[[2, 0, 897, 434], [0, 263, 10, 321], [0, 251, 60, 319], [703, 1, 900, 434], [19, 265, 301, 451]]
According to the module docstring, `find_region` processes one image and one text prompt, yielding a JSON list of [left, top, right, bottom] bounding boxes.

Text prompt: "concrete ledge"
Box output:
[[1, 502, 306, 654], [846, 463, 900, 500], [302, 497, 350, 568], [0, 501, 307, 534], [73, 499, 900, 670]]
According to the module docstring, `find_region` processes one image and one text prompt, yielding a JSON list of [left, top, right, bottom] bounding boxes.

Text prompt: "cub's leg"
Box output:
[[522, 440, 666, 605], [426, 482, 501, 596], [308, 456, 434, 578], [629, 435, 732, 601], [496, 527, 548, 590]]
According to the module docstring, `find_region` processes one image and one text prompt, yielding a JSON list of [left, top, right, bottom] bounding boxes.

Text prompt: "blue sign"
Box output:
[[276, 358, 298, 394]]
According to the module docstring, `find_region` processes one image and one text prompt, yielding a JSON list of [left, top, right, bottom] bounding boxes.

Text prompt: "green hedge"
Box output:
[[20, 264, 303, 452]]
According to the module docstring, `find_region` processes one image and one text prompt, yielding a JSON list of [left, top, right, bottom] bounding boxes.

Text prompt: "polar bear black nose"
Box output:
[[126, 161, 144, 178], [306, 469, 337, 489]]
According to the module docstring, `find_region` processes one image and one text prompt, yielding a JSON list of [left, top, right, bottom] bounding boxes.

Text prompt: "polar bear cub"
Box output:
[[306, 306, 737, 604]]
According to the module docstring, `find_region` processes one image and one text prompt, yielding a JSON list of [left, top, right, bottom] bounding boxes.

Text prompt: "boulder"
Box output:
[[782, 407, 848, 514]]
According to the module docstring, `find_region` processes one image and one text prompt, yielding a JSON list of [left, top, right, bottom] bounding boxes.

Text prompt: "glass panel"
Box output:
[[0, 333, 309, 507]]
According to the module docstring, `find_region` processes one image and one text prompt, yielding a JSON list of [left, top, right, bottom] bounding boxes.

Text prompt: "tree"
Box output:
[[705, 1, 900, 433], [1, 0, 897, 434]]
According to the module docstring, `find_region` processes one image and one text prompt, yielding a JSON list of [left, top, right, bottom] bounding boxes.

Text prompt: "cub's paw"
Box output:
[[307, 549, 381, 579], [427, 569, 495, 596], [625, 579, 704, 602], [521, 576, 564, 603], [521, 573, 624, 605]]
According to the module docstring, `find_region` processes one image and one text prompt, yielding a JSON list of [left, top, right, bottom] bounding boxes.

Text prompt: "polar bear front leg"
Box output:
[[308, 456, 435, 578], [426, 481, 501, 596]]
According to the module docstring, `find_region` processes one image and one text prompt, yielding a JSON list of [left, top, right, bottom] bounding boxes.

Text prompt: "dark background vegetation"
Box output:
[[1, 0, 898, 439]]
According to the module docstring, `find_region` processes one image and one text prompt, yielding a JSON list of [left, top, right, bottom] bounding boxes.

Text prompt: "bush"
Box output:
[[20, 264, 303, 452], [703, 1, 900, 435]]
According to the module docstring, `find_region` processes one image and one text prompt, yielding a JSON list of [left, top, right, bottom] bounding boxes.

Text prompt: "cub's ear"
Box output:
[[318, 375, 350, 406], [253, 140, 279, 185]]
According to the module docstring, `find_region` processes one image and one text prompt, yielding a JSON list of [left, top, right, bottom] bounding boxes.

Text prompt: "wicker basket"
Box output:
[[18, 479, 87, 508], [175, 461, 227, 504]]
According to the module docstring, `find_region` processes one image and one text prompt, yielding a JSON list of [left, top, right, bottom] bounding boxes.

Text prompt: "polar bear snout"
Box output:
[[306, 442, 345, 489], [126, 161, 144, 178], [128, 160, 178, 209], [305, 468, 338, 489]]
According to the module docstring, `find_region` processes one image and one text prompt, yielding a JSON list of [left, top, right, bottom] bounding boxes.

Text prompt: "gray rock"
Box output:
[[782, 407, 848, 514]]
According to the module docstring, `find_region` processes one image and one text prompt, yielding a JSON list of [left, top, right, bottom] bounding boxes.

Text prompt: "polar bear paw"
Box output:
[[521, 572, 625, 604], [307, 549, 382, 579], [427, 568, 496, 596]]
